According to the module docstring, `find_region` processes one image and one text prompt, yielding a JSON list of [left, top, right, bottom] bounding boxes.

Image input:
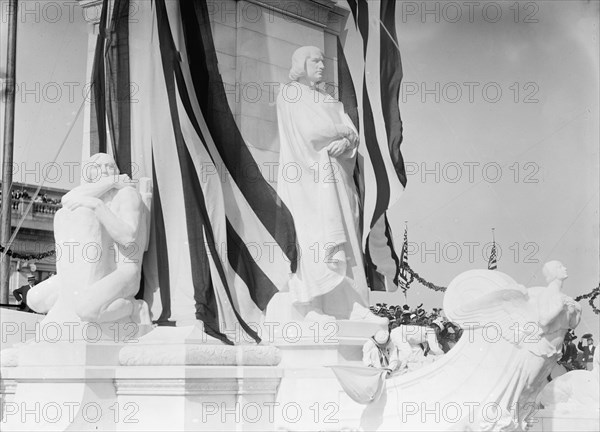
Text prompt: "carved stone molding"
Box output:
[[78, 0, 103, 25], [245, 0, 333, 27], [0, 379, 17, 395], [237, 378, 282, 394], [119, 344, 282, 366], [115, 377, 280, 396], [77, 0, 348, 33], [0, 348, 18, 367]]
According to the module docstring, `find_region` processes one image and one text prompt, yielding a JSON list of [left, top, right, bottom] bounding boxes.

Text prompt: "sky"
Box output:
[[0, 0, 88, 186], [377, 0, 600, 337], [1, 0, 599, 336]]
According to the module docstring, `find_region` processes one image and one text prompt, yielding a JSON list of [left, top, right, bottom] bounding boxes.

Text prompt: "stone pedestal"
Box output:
[[2, 366, 120, 431], [1, 325, 283, 431], [528, 409, 600, 432], [266, 313, 385, 430], [0, 309, 44, 349]]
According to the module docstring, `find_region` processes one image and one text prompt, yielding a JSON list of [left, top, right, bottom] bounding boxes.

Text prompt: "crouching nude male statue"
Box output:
[[275, 46, 385, 325], [28, 153, 151, 340]]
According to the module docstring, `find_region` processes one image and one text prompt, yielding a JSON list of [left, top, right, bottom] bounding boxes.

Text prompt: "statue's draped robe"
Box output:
[[276, 82, 368, 306]]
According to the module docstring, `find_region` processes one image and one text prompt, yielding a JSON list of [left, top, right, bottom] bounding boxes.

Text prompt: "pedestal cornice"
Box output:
[[77, 0, 348, 34], [78, 0, 103, 25]]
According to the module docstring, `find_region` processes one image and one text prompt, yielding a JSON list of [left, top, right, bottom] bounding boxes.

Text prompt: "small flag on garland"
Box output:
[[398, 222, 411, 293], [488, 228, 498, 270]]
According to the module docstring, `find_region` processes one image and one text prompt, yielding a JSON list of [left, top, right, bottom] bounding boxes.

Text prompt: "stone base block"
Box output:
[[18, 341, 124, 366], [0, 309, 44, 349], [1, 364, 283, 432], [118, 324, 281, 366], [1, 366, 118, 432], [528, 409, 600, 432], [0, 326, 285, 431], [272, 319, 386, 367], [114, 366, 282, 431]]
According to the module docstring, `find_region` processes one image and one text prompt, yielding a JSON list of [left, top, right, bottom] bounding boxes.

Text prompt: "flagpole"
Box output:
[[400, 221, 409, 300], [0, 0, 19, 303], [403, 221, 407, 300]]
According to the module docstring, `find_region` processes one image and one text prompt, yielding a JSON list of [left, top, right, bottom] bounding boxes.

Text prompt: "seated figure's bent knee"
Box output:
[[27, 285, 54, 313], [75, 301, 101, 324], [77, 297, 135, 324]]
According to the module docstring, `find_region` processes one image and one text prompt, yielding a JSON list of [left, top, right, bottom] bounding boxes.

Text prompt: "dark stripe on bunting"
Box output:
[[336, 38, 359, 132], [226, 221, 278, 311], [171, 59, 261, 343], [155, 0, 260, 343], [336, 37, 365, 241], [354, 153, 365, 241], [135, 269, 145, 300], [356, 0, 369, 54], [380, 0, 407, 187], [362, 84, 390, 229], [354, 0, 392, 229], [169, 38, 281, 312], [364, 232, 386, 291], [179, 0, 298, 272], [340, 2, 403, 291], [347, 0, 358, 24], [175, 65, 264, 340], [384, 213, 401, 285], [155, 0, 227, 344], [105, 0, 132, 175], [90, 0, 109, 155], [151, 155, 172, 323]]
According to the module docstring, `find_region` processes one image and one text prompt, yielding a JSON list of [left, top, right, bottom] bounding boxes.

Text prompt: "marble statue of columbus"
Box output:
[[276, 46, 385, 324]]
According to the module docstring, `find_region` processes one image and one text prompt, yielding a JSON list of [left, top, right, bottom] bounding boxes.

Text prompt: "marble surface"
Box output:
[[26, 154, 152, 342]]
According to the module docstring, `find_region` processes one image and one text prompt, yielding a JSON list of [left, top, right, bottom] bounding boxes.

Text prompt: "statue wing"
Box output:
[[444, 270, 535, 345]]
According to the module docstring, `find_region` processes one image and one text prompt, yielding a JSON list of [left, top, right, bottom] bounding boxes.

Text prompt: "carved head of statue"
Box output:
[[543, 260, 568, 283], [82, 153, 119, 183], [373, 329, 390, 346], [289, 46, 325, 83]]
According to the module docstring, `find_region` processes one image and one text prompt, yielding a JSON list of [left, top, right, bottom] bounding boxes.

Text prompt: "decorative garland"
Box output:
[[404, 266, 599, 316], [574, 284, 600, 315], [407, 265, 447, 292], [2, 238, 599, 315], [0, 245, 55, 261]]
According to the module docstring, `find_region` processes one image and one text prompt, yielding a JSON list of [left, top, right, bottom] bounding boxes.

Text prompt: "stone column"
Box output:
[[77, 0, 103, 162]]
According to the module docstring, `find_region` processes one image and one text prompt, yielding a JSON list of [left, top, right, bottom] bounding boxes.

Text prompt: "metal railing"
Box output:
[[0, 198, 62, 217]]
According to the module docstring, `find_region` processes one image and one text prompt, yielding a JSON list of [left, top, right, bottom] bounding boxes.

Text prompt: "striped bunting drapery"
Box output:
[[90, 0, 132, 175], [88, 0, 408, 342], [90, 0, 297, 344], [338, 0, 407, 292]]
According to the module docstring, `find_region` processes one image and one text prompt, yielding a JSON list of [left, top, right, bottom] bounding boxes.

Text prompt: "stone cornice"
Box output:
[[115, 377, 281, 396], [78, 0, 348, 33], [119, 343, 282, 366], [0, 379, 17, 394], [78, 0, 103, 25]]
